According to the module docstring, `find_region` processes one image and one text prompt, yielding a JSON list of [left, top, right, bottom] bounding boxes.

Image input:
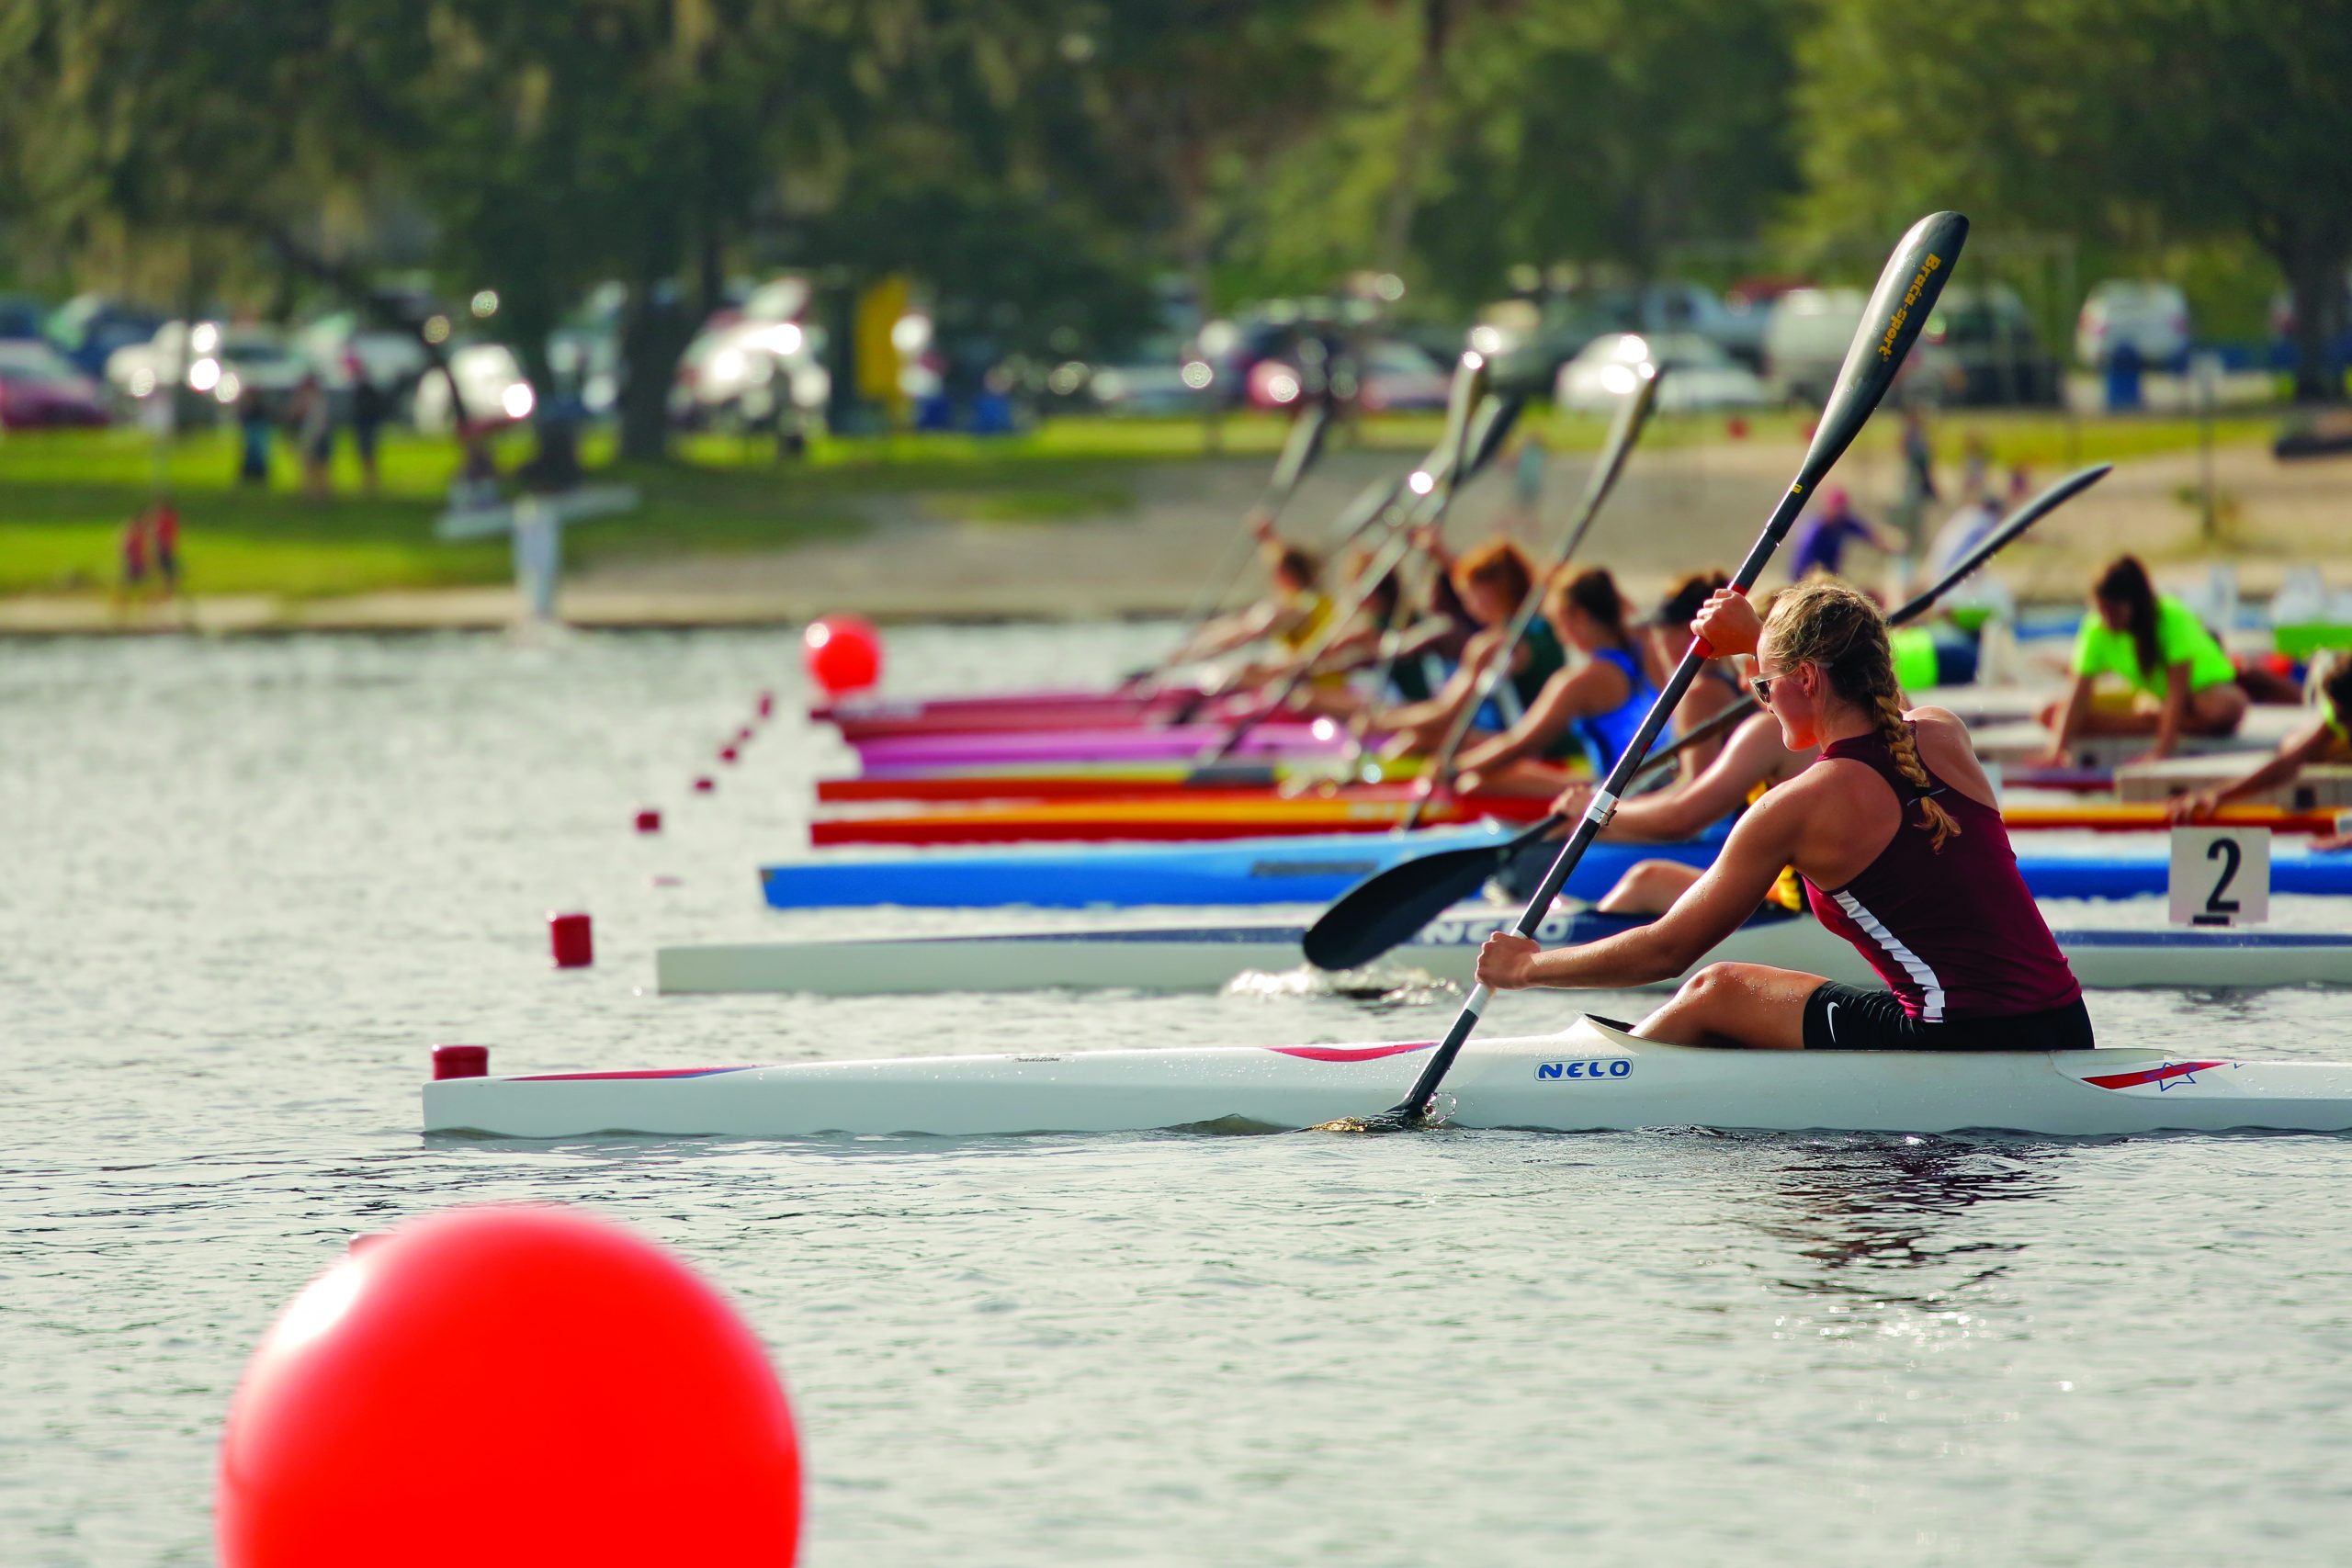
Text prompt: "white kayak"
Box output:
[[423, 1019, 2352, 1139], [655, 908, 2352, 997]]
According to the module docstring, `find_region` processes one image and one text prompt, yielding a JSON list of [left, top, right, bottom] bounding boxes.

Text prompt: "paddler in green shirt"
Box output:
[[2038, 555, 2247, 763], [2166, 656, 2352, 851]]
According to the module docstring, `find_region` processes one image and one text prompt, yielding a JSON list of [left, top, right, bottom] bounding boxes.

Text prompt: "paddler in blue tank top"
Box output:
[[1451, 567, 1659, 796]]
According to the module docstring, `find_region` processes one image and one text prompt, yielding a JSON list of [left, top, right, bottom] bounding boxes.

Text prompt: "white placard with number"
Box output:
[[2168, 827, 2269, 927]]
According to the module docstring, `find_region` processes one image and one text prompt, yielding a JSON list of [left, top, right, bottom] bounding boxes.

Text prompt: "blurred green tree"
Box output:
[[1796, 0, 2352, 402]]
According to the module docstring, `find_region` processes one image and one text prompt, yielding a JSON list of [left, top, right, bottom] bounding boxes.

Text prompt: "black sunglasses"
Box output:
[[1751, 668, 1787, 704]]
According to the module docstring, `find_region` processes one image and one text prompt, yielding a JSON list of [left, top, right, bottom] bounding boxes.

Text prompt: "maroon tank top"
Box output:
[[1801, 730, 2081, 1021]]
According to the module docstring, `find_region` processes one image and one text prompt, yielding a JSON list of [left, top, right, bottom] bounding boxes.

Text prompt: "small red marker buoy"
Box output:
[[803, 615, 882, 696], [651, 874, 684, 888], [634, 808, 662, 834], [432, 1044, 490, 1079], [548, 912, 594, 969], [720, 746, 739, 764], [756, 691, 775, 718], [218, 1205, 802, 1567], [694, 776, 715, 794]]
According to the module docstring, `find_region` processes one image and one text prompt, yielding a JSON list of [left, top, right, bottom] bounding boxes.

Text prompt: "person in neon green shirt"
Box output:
[[2166, 656, 2352, 851], [2039, 555, 2246, 762]]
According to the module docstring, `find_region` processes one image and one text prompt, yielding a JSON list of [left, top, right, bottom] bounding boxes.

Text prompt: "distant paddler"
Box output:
[[2039, 554, 2247, 762], [1374, 537, 1566, 756], [1476, 581, 2093, 1052], [1644, 570, 1739, 781], [2165, 655, 2352, 851], [1163, 523, 1335, 682], [1449, 567, 1661, 795]]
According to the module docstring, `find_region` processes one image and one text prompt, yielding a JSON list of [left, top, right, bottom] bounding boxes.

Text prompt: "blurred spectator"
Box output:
[[449, 433, 501, 513], [237, 383, 273, 485], [1900, 408, 1938, 504], [118, 507, 151, 604], [349, 355, 389, 494], [292, 373, 334, 497], [1927, 487, 2002, 583], [153, 500, 181, 595], [1789, 488, 1904, 581], [1960, 431, 1991, 498], [1504, 434, 1546, 542]]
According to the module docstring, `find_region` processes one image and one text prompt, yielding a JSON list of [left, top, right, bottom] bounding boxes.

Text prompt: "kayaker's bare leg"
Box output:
[[1632, 963, 1819, 1050], [1455, 758, 1581, 797], [1596, 860, 1702, 916]]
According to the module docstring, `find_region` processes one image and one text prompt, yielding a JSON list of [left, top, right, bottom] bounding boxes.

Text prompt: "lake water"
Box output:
[[5, 625, 2349, 1566]]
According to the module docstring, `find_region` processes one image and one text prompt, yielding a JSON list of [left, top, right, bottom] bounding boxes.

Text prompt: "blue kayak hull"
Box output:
[[763, 827, 1718, 908], [761, 827, 2352, 910]]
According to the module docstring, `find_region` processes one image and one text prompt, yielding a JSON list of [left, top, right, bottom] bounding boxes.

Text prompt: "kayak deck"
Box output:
[[654, 910, 2352, 997], [424, 1019, 2352, 1139]]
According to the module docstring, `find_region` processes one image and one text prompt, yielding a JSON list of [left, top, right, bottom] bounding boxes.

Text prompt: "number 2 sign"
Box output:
[[2169, 827, 2270, 928]]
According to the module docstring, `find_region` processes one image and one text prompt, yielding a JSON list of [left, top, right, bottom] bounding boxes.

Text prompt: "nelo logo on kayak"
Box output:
[[1536, 1059, 1633, 1080]]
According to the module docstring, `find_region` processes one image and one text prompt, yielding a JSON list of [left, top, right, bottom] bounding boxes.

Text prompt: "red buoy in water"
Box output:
[[694, 775, 715, 794], [720, 745, 740, 764], [634, 808, 662, 834], [217, 1205, 801, 1567], [803, 615, 881, 697], [756, 691, 775, 719], [549, 911, 594, 968]]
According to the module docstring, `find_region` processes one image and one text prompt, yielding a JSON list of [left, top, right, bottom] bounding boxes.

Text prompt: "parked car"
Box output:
[[2268, 272, 2352, 374], [1555, 332, 1767, 413], [671, 314, 828, 431], [1061, 333, 1216, 417], [0, 296, 49, 340], [1917, 284, 2063, 406], [411, 343, 536, 433], [1245, 336, 1449, 412], [1763, 288, 1869, 406], [296, 310, 431, 396], [1193, 299, 1378, 408], [1473, 282, 1769, 393], [2075, 280, 2190, 370], [105, 321, 309, 416], [47, 295, 165, 378], [0, 341, 110, 428]]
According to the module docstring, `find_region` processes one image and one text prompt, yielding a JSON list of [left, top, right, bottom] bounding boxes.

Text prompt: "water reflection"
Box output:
[[1733, 1135, 2071, 1307]]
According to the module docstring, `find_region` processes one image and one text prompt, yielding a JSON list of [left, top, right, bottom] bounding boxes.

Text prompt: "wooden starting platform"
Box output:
[[2117, 755, 2352, 810], [1973, 705, 2306, 772]]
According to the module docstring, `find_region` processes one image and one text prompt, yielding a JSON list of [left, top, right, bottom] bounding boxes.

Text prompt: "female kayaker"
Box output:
[[1168, 537, 1333, 669], [2165, 654, 2352, 851], [1476, 580, 2092, 1051], [1376, 537, 1566, 756], [2039, 555, 2246, 762], [1452, 567, 1660, 795]]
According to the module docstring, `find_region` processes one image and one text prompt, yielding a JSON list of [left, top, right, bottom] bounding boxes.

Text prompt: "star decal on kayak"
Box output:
[[2081, 1060, 2236, 1092]]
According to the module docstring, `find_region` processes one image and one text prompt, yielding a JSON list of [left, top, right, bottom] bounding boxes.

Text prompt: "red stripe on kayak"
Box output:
[[512, 1066, 757, 1081], [1268, 1042, 1438, 1063], [2082, 1060, 2231, 1091]]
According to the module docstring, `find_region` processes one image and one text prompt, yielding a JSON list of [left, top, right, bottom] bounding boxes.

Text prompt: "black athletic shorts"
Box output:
[[1801, 982, 2097, 1052]]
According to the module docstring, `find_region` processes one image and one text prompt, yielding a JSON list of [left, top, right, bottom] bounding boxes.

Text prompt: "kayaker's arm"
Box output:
[[1376, 626, 1503, 738], [2148, 661, 2193, 761], [1551, 712, 1798, 843], [1477, 793, 1802, 990], [1455, 660, 1628, 784], [2166, 718, 2335, 821], [2039, 674, 2094, 766]]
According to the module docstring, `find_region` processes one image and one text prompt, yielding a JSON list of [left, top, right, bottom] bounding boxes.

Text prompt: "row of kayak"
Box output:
[[762, 822, 2352, 908]]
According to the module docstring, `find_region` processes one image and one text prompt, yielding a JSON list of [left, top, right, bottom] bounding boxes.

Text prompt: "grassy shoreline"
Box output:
[[0, 408, 2286, 603]]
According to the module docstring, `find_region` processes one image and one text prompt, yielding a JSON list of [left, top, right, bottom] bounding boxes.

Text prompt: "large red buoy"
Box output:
[[548, 911, 594, 968], [803, 615, 881, 696], [218, 1205, 801, 1567]]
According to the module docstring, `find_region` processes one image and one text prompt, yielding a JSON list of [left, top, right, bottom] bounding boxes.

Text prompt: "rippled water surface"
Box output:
[[6, 626, 2351, 1566]]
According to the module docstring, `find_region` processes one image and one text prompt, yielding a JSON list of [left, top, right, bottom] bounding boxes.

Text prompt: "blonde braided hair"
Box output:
[[1763, 580, 1962, 852]]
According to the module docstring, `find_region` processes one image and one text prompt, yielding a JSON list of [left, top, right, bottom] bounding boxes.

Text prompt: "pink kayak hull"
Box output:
[[850, 723, 1356, 769]]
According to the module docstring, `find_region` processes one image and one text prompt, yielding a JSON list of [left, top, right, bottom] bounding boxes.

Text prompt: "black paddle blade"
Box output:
[[1301, 814, 1565, 971]]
